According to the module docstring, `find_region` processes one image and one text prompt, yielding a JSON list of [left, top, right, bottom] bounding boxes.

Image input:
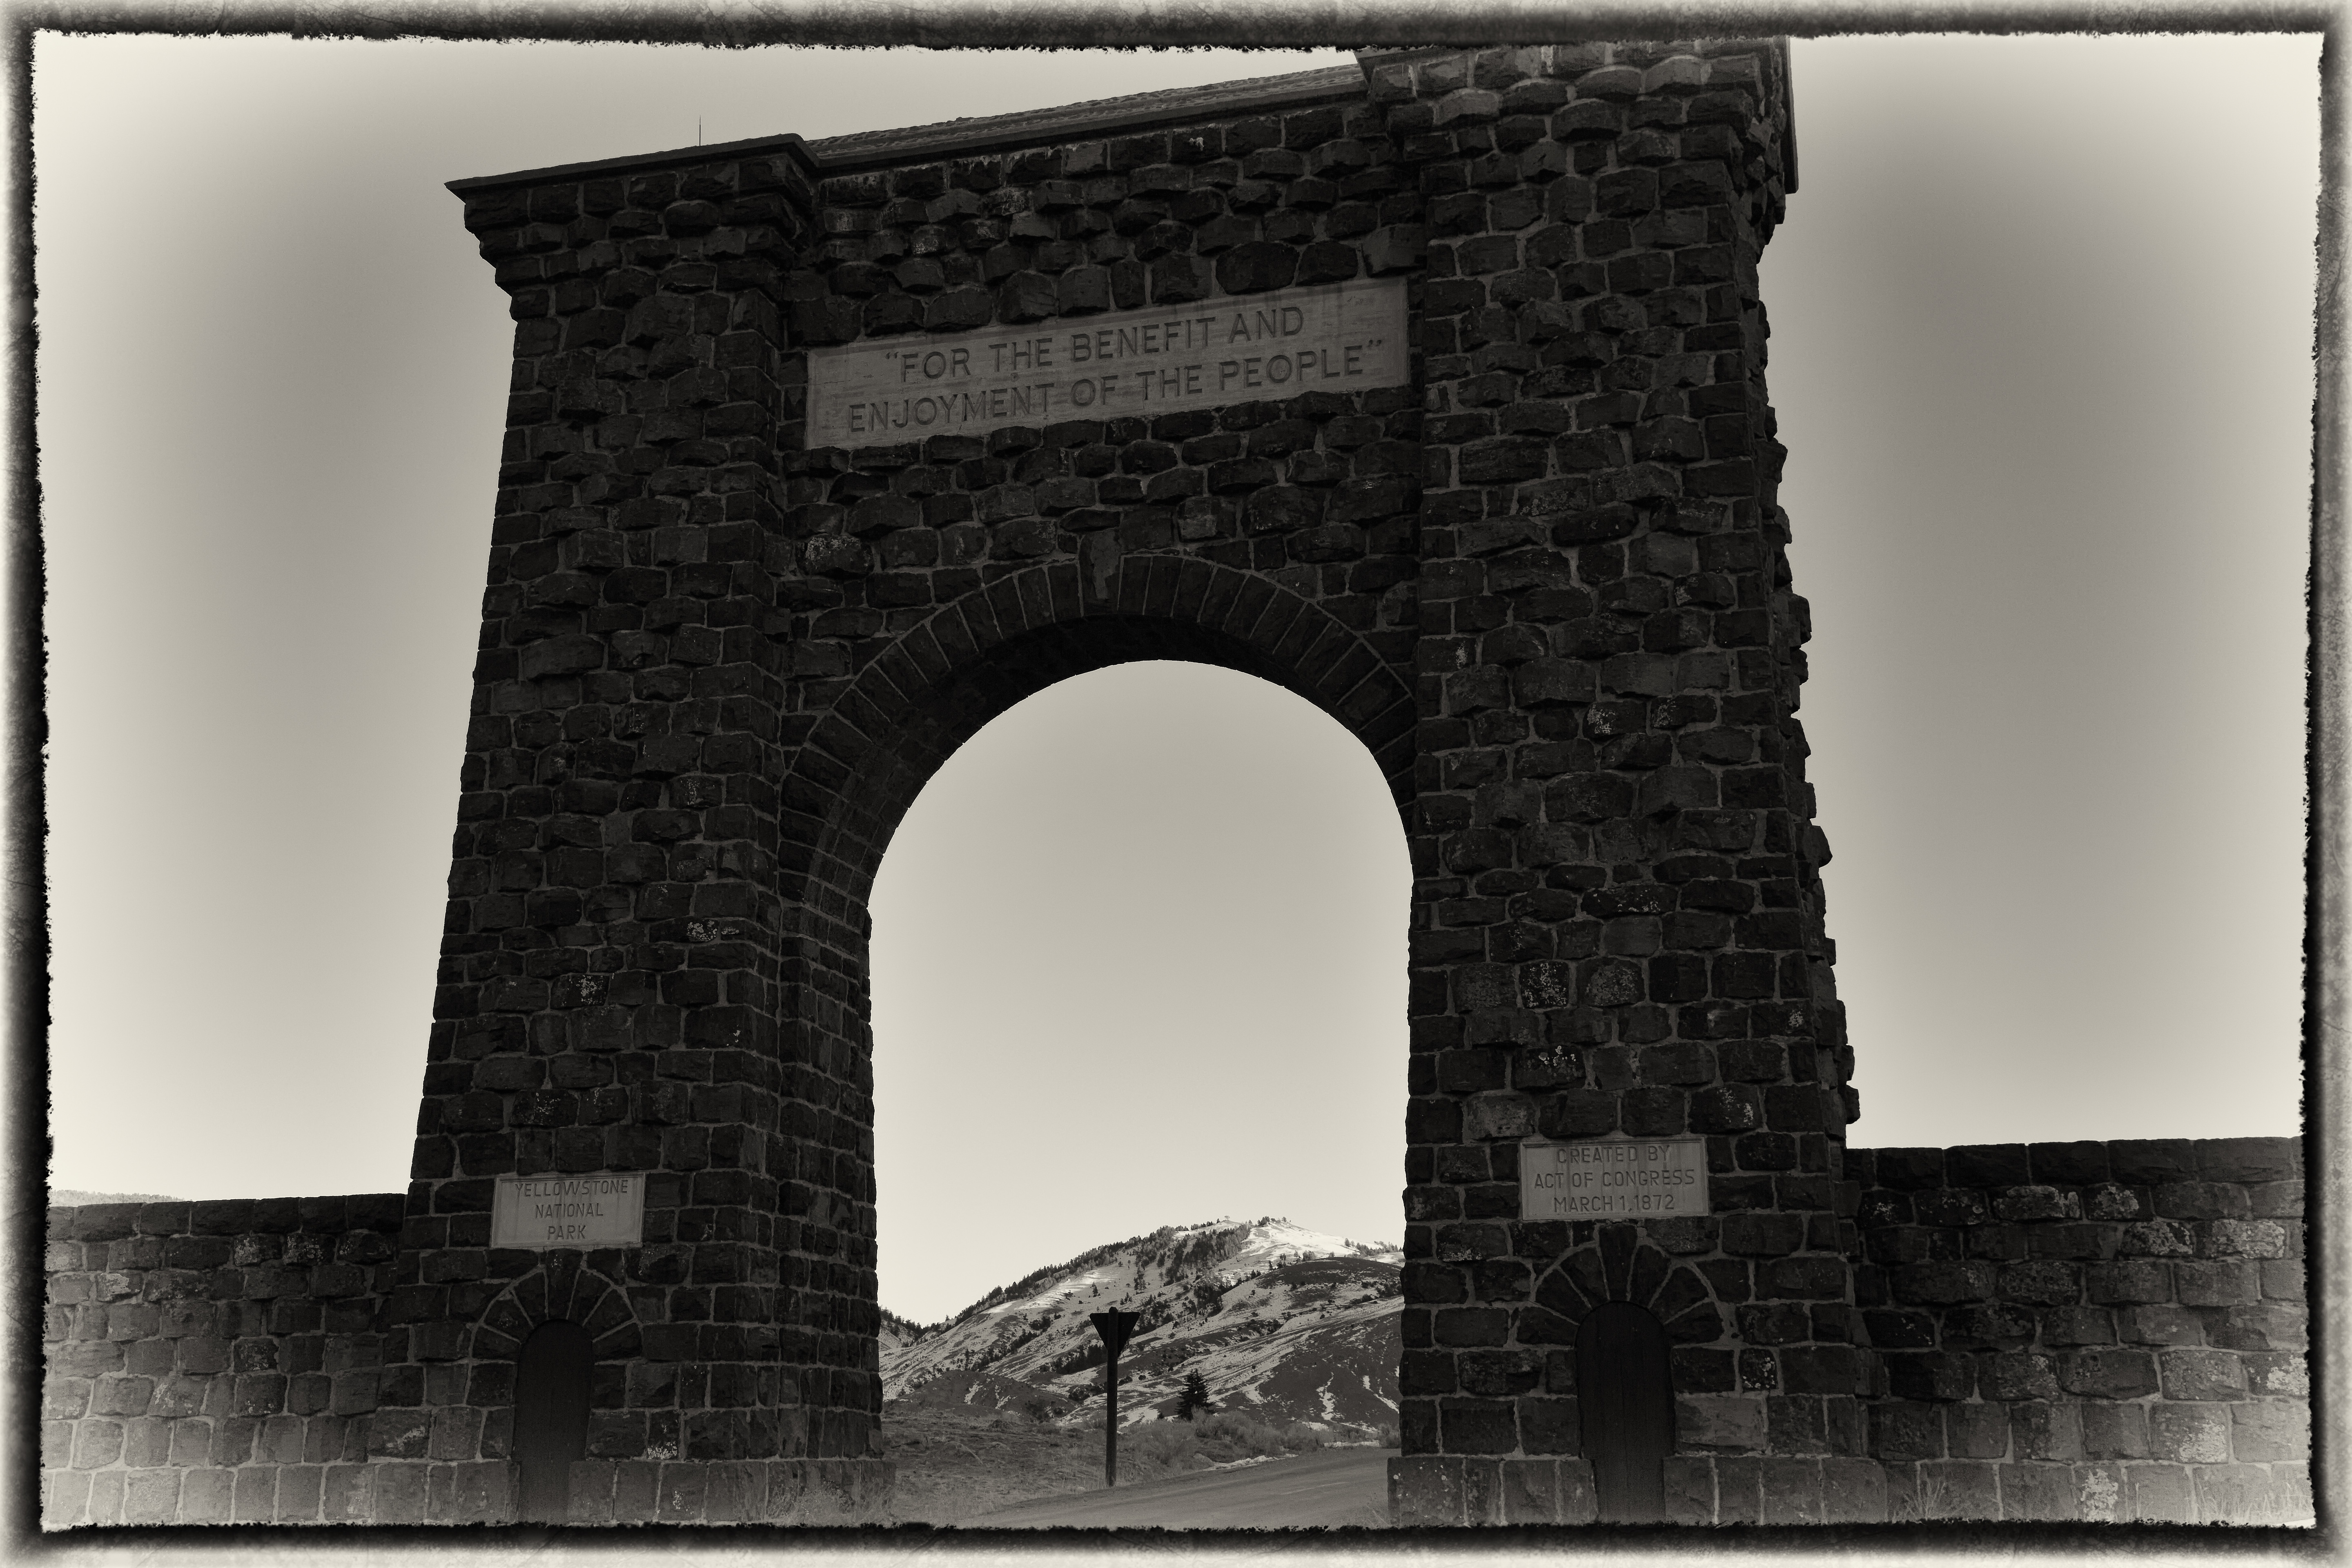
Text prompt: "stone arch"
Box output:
[[1528, 1223, 1722, 1350], [466, 1262, 643, 1466], [778, 554, 1417, 929], [474, 1259, 644, 1365], [760, 551, 1416, 1450], [363, 38, 1866, 1527]]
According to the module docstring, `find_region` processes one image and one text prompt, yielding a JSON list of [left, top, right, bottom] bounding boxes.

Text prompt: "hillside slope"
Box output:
[[883, 1217, 1401, 1437]]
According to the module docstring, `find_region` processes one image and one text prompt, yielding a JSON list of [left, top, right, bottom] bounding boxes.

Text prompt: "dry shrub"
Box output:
[[1891, 1472, 1959, 1523], [1191, 1410, 1321, 1463], [1117, 1420, 1201, 1474], [1281, 1421, 1326, 1454]]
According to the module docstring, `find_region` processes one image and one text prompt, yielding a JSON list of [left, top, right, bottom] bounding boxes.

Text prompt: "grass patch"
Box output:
[[880, 1403, 1202, 1524], [880, 1402, 1340, 1525]]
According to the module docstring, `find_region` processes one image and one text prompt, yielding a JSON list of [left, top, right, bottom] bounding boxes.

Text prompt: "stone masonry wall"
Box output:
[[1388, 1134, 2310, 1525], [41, 1196, 408, 1527], [41, 1193, 885, 1526], [1373, 39, 1877, 1528], [1846, 1135, 2309, 1525], [397, 137, 855, 1525], [47, 1133, 2307, 1526]]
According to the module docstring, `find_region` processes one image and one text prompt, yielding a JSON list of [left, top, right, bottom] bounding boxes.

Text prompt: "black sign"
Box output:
[[1089, 1310, 1139, 1359], [1089, 1309, 1142, 1487]]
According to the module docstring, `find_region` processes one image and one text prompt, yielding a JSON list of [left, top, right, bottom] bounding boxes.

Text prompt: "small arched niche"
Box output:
[[1575, 1300, 1675, 1524], [512, 1319, 595, 1524]]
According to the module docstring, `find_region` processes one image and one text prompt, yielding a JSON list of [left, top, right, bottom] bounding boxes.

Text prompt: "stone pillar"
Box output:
[[374, 138, 891, 1523], [1370, 42, 1870, 1526]]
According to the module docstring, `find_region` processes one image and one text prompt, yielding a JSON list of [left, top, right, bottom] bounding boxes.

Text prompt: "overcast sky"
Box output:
[[35, 33, 2315, 1324]]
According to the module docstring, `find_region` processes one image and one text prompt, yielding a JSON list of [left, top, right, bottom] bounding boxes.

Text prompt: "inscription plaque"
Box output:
[[491, 1173, 646, 1249], [804, 277, 1409, 447], [1520, 1137, 1711, 1220]]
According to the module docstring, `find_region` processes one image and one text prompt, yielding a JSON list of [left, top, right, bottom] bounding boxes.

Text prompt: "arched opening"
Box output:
[[869, 660, 1411, 1327], [1575, 1301, 1675, 1524], [771, 565, 1420, 1473], [513, 1319, 595, 1525]]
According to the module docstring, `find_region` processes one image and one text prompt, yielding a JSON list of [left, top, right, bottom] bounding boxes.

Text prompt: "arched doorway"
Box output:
[[513, 1320, 595, 1525], [1576, 1301, 1675, 1524]]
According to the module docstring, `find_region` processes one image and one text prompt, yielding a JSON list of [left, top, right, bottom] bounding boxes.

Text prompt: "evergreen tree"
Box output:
[[1176, 1372, 1216, 1423]]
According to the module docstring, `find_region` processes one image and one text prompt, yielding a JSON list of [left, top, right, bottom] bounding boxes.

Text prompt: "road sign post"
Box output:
[[1089, 1309, 1139, 1488]]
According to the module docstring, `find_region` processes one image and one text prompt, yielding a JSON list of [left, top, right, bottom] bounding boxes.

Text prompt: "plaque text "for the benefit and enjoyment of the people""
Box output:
[[803, 277, 1408, 447]]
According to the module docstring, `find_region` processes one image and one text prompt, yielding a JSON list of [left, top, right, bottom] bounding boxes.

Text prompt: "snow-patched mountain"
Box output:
[[882, 1218, 1402, 1436], [878, 1312, 925, 1358]]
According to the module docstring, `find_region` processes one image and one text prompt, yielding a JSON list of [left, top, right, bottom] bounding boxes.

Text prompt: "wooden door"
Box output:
[[1575, 1301, 1675, 1523], [513, 1320, 595, 1524]]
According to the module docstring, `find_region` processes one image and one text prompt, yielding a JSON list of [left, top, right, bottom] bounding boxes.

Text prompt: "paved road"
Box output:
[[965, 1448, 1394, 1530]]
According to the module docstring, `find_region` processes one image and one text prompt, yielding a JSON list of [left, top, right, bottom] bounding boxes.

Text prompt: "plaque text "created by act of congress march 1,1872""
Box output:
[[1519, 1137, 1712, 1221]]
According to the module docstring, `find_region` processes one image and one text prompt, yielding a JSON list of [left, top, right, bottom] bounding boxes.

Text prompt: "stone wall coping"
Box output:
[[445, 131, 822, 198], [1849, 1137, 2302, 1191], [804, 62, 1367, 170], [443, 60, 1366, 196], [45, 1192, 407, 1242]]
